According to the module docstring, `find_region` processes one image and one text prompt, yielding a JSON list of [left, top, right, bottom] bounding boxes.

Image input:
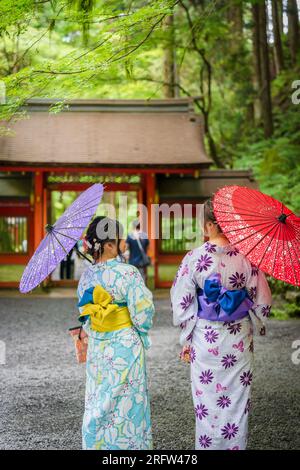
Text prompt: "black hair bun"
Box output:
[[85, 216, 124, 259]]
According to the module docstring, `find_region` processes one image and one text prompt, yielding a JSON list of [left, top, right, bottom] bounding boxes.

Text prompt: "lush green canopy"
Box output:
[[0, 0, 299, 214]]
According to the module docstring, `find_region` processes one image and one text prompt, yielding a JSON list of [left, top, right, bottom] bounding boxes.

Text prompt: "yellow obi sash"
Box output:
[[78, 285, 133, 333]]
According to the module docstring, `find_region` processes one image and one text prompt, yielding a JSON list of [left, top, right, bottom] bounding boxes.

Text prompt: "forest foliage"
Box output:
[[0, 0, 299, 306], [0, 1, 299, 213]]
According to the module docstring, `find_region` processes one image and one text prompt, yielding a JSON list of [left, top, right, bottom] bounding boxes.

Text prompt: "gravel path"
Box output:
[[0, 295, 299, 450]]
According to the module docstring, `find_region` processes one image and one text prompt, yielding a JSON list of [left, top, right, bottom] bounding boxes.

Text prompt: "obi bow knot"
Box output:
[[204, 278, 248, 315], [197, 274, 253, 322], [78, 285, 132, 332], [78, 285, 116, 322]]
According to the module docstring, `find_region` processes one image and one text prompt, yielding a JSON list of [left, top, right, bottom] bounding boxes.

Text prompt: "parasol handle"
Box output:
[[75, 248, 92, 264]]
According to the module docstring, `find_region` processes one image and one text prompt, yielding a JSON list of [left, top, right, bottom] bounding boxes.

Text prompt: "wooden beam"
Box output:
[[0, 254, 29, 264], [156, 280, 173, 289], [0, 282, 21, 288], [46, 182, 140, 192], [157, 254, 184, 263], [43, 187, 48, 237], [0, 165, 196, 175]]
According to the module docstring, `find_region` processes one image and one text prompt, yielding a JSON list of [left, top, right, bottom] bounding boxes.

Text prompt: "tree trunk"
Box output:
[[269, 46, 277, 80], [258, 1, 273, 137], [278, 0, 284, 34], [180, 0, 222, 167], [272, 0, 285, 73], [227, 1, 243, 36], [287, 0, 300, 65], [201, 109, 224, 168], [227, 0, 243, 54], [163, 14, 179, 98], [252, 2, 262, 121]]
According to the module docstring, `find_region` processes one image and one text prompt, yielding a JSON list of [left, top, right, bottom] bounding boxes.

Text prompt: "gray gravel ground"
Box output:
[[0, 295, 299, 450]]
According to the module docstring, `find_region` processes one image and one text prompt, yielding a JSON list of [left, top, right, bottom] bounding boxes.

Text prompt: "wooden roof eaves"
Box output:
[[23, 98, 197, 114]]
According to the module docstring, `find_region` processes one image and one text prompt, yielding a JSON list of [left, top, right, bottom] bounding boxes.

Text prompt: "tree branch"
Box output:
[[33, 13, 168, 75]]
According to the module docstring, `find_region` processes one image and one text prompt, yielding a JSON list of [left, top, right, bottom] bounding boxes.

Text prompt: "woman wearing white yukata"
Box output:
[[77, 216, 155, 450], [171, 199, 272, 450]]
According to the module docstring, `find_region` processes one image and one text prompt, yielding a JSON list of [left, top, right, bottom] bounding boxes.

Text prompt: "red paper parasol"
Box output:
[[213, 186, 300, 286]]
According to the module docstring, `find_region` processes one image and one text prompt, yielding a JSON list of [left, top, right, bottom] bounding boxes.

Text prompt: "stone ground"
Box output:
[[0, 293, 299, 450]]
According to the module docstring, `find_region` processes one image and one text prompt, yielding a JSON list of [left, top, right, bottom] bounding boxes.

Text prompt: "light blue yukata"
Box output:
[[77, 257, 155, 450]]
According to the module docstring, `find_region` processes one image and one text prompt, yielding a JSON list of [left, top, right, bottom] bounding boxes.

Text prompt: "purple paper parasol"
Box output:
[[19, 183, 104, 293]]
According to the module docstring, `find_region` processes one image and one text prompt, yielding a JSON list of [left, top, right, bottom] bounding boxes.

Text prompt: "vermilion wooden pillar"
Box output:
[[43, 187, 48, 231], [145, 172, 158, 287], [33, 171, 44, 250]]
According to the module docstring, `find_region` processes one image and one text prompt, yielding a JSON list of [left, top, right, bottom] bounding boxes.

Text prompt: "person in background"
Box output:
[[60, 247, 74, 279], [126, 220, 150, 282]]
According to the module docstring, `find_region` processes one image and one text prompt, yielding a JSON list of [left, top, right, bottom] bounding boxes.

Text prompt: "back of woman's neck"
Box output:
[[208, 235, 230, 247], [95, 255, 116, 264]]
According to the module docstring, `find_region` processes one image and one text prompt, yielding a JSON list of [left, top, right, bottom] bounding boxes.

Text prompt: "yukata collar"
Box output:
[[92, 257, 118, 267], [206, 243, 239, 256]]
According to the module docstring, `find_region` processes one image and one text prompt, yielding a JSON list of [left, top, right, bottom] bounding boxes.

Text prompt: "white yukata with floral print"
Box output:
[[78, 258, 155, 450], [171, 242, 272, 450]]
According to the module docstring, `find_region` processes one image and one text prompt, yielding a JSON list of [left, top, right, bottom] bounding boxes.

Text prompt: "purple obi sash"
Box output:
[[197, 273, 253, 322]]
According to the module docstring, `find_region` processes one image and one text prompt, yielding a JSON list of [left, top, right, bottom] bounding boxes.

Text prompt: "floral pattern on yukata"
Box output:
[[191, 317, 254, 450], [78, 258, 155, 450], [171, 242, 272, 450]]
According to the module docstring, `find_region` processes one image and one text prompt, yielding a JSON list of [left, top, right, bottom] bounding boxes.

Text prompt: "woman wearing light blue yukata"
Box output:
[[77, 216, 155, 450], [171, 199, 272, 450]]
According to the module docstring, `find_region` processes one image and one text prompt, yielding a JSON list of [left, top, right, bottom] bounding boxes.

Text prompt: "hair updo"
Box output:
[[85, 216, 124, 261], [203, 197, 222, 233]]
